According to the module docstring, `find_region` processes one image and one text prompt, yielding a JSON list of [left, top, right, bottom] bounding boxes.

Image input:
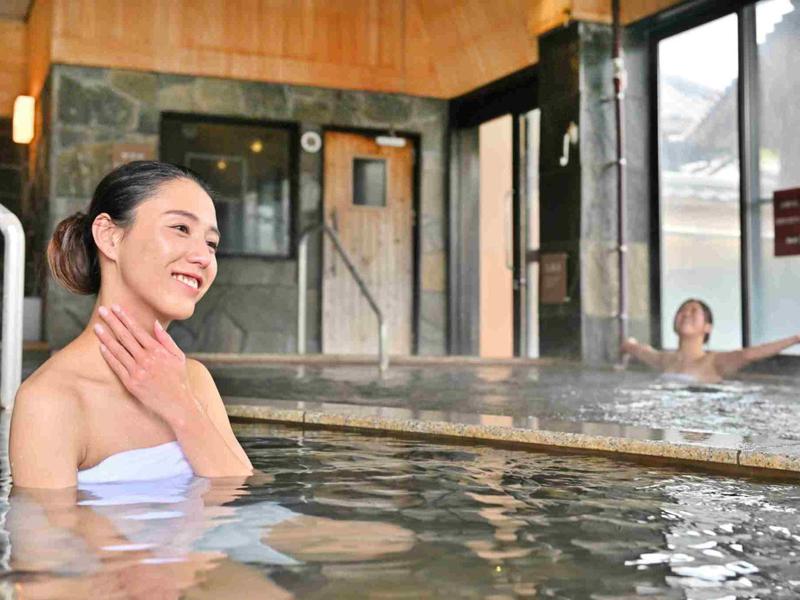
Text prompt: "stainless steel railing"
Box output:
[[0, 204, 25, 408], [297, 223, 388, 372]]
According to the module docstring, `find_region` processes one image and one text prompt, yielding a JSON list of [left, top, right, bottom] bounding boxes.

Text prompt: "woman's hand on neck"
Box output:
[[93, 287, 170, 335]]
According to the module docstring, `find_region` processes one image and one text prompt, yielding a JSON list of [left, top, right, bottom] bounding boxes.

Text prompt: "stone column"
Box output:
[[538, 22, 652, 363]]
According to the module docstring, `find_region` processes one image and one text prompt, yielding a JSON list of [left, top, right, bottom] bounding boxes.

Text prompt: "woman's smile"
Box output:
[[171, 272, 202, 293]]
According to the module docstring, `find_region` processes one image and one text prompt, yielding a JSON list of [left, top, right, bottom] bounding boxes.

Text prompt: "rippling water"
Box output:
[[212, 363, 800, 439], [4, 423, 800, 599]]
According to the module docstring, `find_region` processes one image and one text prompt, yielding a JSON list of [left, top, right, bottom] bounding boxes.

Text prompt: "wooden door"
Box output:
[[322, 131, 414, 355], [479, 115, 514, 358]]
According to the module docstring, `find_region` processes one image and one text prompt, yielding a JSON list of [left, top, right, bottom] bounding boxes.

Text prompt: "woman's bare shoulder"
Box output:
[[185, 358, 219, 409], [185, 358, 216, 389], [10, 357, 85, 488], [14, 364, 81, 419], [13, 345, 89, 416]]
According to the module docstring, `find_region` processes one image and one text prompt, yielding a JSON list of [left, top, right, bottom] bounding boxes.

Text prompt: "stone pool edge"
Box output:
[[225, 403, 800, 478]]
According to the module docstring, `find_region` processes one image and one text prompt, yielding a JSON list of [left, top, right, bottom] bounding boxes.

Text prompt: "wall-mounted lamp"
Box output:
[[559, 121, 579, 167], [13, 95, 35, 144]]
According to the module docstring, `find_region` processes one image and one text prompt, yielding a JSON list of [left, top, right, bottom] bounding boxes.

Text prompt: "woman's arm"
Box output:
[[184, 358, 253, 471], [620, 337, 666, 370], [715, 334, 800, 377], [9, 380, 82, 489], [94, 305, 252, 478]]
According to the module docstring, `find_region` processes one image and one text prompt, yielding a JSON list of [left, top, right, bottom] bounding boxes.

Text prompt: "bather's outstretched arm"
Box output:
[[620, 337, 666, 370], [714, 334, 800, 377]]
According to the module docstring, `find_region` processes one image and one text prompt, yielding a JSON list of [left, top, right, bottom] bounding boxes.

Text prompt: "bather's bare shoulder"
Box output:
[[10, 366, 84, 488], [11, 346, 92, 439], [185, 358, 221, 407], [13, 360, 83, 417], [186, 357, 212, 375], [186, 357, 215, 387], [21, 346, 87, 395]]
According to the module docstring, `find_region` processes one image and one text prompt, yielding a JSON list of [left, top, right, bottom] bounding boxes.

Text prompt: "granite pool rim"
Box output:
[[223, 395, 800, 480]]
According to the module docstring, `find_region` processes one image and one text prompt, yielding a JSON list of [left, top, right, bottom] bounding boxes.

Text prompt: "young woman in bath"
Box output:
[[622, 298, 800, 384], [10, 161, 254, 488]]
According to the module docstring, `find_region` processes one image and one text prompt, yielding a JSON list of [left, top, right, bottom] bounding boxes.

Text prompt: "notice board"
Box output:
[[774, 187, 800, 256], [540, 253, 569, 304]]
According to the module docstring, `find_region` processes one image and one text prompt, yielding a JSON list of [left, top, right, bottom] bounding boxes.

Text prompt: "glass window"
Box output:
[[161, 116, 294, 257], [353, 158, 386, 207], [658, 14, 742, 350], [749, 0, 800, 351]]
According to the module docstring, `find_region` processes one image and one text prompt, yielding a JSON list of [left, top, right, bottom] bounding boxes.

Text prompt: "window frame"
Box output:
[[159, 111, 300, 261], [647, 0, 762, 348], [351, 155, 389, 208]]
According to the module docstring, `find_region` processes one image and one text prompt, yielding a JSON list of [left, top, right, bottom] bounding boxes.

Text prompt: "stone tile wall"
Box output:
[[538, 25, 584, 359], [43, 65, 448, 354], [538, 23, 653, 363]]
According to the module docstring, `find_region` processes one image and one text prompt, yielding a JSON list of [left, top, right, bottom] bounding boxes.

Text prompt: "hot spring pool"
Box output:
[[209, 362, 800, 441], [5, 421, 800, 599]]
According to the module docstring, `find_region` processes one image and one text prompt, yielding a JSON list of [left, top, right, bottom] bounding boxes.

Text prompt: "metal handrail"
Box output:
[[297, 223, 388, 372], [0, 204, 25, 408]]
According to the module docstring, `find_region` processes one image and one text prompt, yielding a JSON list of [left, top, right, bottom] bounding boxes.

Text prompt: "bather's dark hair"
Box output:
[[674, 298, 714, 344], [47, 160, 213, 295]]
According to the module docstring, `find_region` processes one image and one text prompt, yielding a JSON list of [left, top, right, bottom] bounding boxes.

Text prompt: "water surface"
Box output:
[[211, 363, 800, 440], [5, 423, 800, 599]]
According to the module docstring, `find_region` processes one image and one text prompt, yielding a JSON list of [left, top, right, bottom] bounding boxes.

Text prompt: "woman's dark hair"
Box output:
[[47, 160, 212, 295], [674, 298, 714, 343]]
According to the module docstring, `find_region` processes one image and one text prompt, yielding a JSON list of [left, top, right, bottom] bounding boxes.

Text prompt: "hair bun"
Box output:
[[46, 210, 99, 295]]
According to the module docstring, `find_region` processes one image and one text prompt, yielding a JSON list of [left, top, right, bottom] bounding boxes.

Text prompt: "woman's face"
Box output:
[[115, 178, 219, 321], [673, 301, 711, 340]]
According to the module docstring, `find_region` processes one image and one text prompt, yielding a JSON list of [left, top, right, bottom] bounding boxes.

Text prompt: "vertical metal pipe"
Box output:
[[0, 205, 25, 408], [612, 0, 628, 360], [297, 232, 308, 356], [738, 5, 758, 347], [379, 321, 388, 373]]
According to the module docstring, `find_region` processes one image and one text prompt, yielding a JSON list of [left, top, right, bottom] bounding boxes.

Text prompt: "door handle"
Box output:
[[504, 189, 513, 271], [329, 208, 338, 276]]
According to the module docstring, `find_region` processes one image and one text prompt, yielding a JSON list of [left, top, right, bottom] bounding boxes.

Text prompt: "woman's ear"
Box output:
[[92, 213, 123, 262]]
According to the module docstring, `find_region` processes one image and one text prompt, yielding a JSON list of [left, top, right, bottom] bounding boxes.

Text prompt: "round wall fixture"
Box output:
[[301, 131, 322, 154]]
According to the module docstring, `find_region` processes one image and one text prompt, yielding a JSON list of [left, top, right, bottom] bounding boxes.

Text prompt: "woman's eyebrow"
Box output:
[[163, 209, 220, 237]]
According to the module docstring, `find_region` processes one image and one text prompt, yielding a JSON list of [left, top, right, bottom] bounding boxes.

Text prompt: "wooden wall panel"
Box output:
[[530, 0, 686, 37], [622, 0, 684, 24], [529, 0, 571, 36], [414, 0, 537, 97], [27, 0, 52, 99], [18, 0, 688, 104], [49, 0, 443, 97], [46, 0, 537, 98], [0, 19, 26, 117]]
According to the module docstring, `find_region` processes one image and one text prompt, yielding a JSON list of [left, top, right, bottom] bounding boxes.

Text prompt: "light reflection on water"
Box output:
[[2, 422, 800, 598]]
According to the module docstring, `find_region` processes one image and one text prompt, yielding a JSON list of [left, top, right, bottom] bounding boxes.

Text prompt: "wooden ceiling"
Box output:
[[0, 18, 25, 116], [42, 0, 537, 99], [1, 0, 684, 117]]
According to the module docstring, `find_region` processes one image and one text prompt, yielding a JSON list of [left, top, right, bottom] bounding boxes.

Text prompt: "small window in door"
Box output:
[[353, 158, 386, 207]]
